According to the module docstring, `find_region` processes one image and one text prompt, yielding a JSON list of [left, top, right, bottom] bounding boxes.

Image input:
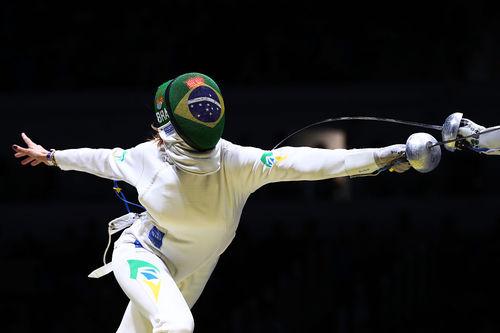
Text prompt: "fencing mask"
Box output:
[[154, 72, 225, 151]]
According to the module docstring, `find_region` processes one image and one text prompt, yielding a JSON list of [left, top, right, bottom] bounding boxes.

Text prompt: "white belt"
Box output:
[[88, 212, 140, 278]]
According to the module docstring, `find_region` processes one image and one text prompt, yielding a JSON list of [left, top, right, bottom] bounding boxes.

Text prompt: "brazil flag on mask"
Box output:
[[155, 72, 225, 151]]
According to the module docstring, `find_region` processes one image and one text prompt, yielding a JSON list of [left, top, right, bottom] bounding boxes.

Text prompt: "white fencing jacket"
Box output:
[[477, 126, 500, 155], [55, 139, 380, 307]]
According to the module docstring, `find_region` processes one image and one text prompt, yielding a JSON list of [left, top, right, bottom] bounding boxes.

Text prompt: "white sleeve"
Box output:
[[177, 256, 219, 309], [478, 126, 500, 155], [223, 141, 379, 193], [54, 143, 147, 186]]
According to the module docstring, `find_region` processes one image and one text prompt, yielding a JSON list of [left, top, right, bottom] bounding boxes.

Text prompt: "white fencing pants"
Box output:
[[113, 240, 194, 333]]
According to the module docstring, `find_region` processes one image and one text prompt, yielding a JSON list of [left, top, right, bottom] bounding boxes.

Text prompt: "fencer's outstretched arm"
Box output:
[[458, 119, 500, 155], [13, 133, 146, 186], [223, 141, 409, 193]]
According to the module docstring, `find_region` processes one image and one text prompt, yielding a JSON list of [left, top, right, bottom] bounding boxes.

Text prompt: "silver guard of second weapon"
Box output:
[[442, 112, 463, 152]]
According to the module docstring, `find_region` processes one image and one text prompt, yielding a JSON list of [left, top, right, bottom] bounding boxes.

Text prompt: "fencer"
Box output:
[[13, 72, 412, 333]]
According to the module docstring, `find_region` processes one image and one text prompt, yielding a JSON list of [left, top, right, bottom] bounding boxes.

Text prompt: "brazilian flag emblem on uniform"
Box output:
[[154, 72, 225, 151]]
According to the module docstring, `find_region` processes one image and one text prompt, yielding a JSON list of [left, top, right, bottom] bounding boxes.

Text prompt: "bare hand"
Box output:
[[12, 133, 51, 166]]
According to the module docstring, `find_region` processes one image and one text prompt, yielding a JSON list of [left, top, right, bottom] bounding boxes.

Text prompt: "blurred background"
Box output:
[[2, 1, 500, 332]]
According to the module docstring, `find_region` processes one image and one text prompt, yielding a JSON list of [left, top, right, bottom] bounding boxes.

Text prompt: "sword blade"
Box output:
[[272, 116, 443, 150], [333, 117, 443, 131]]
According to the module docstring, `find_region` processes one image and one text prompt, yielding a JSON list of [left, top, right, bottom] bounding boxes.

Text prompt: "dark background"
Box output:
[[2, 1, 500, 332]]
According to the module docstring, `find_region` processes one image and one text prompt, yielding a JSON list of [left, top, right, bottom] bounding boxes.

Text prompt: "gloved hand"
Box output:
[[374, 144, 411, 173], [456, 118, 485, 150]]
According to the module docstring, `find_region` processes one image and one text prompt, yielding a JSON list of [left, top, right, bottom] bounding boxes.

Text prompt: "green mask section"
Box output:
[[154, 79, 173, 128], [154, 73, 225, 151]]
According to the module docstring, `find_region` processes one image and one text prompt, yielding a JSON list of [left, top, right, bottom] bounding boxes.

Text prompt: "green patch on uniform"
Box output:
[[113, 149, 127, 162], [260, 151, 287, 168], [260, 152, 275, 168], [127, 260, 162, 302], [127, 259, 159, 279]]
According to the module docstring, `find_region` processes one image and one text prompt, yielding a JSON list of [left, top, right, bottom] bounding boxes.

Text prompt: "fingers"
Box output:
[[15, 149, 46, 167], [396, 162, 411, 173], [13, 143, 46, 158], [390, 162, 411, 173], [13, 145, 31, 155], [21, 132, 37, 148], [12, 145, 26, 157], [13, 145, 39, 161], [21, 156, 36, 165]]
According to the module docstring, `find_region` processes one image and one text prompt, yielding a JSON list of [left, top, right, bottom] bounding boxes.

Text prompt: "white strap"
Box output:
[[108, 212, 140, 235], [88, 263, 113, 278], [88, 212, 140, 279]]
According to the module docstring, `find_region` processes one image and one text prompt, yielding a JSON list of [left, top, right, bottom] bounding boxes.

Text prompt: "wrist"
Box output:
[[344, 148, 379, 176], [458, 119, 485, 139], [374, 144, 406, 168], [46, 149, 59, 167]]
